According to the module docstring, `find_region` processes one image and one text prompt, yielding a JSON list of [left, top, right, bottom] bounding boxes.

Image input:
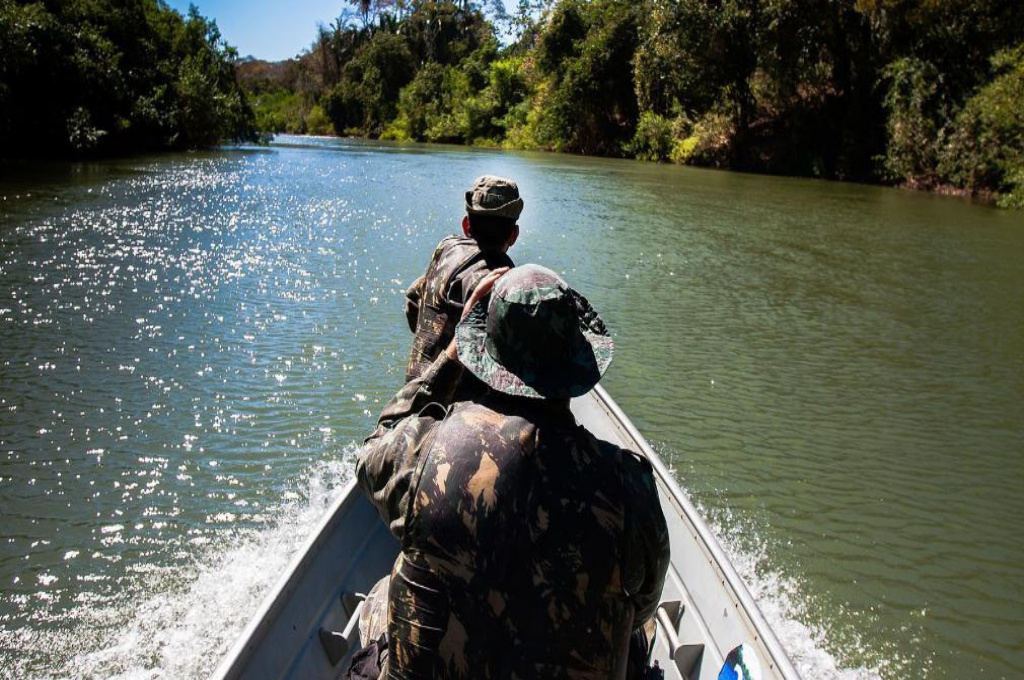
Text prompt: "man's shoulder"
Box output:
[[586, 429, 648, 464], [447, 400, 534, 432], [427, 236, 479, 277], [434, 234, 475, 254], [587, 434, 658, 491], [440, 401, 537, 453]]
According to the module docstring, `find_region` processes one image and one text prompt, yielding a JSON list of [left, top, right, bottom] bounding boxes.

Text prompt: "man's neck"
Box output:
[[487, 391, 573, 419]]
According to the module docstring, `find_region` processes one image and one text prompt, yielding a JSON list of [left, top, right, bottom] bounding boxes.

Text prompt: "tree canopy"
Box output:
[[4, 0, 1022, 205], [239, 0, 1023, 205], [0, 0, 258, 156]]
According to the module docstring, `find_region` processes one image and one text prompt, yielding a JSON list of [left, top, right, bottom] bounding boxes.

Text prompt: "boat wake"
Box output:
[[18, 452, 359, 680], [704, 512, 886, 680], [661, 444, 911, 680], [16, 440, 891, 680]]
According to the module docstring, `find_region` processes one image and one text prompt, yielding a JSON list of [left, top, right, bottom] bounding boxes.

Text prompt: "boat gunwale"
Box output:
[[209, 478, 362, 680], [590, 384, 802, 680]]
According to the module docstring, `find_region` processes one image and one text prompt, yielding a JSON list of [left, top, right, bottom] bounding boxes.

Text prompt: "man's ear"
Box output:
[[508, 224, 520, 248], [462, 215, 471, 237]]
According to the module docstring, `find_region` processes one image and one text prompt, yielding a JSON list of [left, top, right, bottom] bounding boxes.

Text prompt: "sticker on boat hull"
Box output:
[[718, 643, 762, 680]]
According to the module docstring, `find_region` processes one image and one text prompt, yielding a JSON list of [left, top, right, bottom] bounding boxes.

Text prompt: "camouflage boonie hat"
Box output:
[[455, 264, 613, 399], [465, 175, 524, 221]]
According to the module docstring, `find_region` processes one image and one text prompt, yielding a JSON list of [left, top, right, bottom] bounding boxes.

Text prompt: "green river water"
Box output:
[[1, 136, 1022, 679]]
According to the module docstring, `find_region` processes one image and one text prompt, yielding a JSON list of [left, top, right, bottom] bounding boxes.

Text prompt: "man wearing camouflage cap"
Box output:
[[403, 175, 523, 384], [358, 265, 670, 680]]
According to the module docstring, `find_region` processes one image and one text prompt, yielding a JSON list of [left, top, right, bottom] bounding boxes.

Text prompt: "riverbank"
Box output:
[[898, 176, 1002, 205], [3, 0, 1020, 204], [239, 0, 1024, 209], [263, 131, 1016, 208]]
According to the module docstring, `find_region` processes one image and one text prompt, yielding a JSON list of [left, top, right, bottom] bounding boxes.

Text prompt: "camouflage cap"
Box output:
[[465, 175, 524, 221], [455, 264, 614, 399]]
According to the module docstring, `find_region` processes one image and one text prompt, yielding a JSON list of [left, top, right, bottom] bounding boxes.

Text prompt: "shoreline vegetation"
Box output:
[[1, 1, 259, 156], [2, 1, 1022, 208], [239, 0, 1024, 209]]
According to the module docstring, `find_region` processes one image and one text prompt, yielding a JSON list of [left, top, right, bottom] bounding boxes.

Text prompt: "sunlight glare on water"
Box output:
[[1, 136, 1022, 680]]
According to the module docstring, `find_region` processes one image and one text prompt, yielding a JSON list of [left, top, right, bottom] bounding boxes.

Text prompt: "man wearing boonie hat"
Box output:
[[403, 175, 524, 384], [358, 264, 670, 680]]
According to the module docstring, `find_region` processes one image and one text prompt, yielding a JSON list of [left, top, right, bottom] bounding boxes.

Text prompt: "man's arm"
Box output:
[[622, 453, 671, 626], [404, 275, 425, 333], [357, 266, 508, 539], [405, 237, 450, 333], [375, 348, 463, 426], [356, 352, 464, 539]]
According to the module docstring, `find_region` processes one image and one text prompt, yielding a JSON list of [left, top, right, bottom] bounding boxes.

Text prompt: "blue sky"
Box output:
[[167, 0, 516, 62]]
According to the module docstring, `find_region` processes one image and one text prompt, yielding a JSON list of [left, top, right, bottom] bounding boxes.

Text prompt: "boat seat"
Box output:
[[656, 600, 705, 679], [319, 592, 366, 666]]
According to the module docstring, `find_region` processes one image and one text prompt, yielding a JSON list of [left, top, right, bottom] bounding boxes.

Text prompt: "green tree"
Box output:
[[326, 32, 415, 136], [0, 0, 257, 157], [529, 0, 641, 154], [229, 0, 1024, 206], [939, 44, 1024, 206]]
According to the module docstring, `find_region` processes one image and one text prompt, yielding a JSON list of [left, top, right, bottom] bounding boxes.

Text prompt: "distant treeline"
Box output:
[[242, 0, 1024, 207], [2, 1, 1021, 206], [0, 0, 258, 156]]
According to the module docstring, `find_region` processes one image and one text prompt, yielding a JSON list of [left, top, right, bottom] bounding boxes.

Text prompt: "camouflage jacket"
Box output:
[[356, 354, 671, 680], [404, 235, 513, 382]]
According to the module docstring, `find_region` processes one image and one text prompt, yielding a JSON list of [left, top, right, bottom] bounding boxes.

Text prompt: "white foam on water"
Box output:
[[19, 442, 895, 680], [47, 452, 357, 680], [693, 501, 889, 680]]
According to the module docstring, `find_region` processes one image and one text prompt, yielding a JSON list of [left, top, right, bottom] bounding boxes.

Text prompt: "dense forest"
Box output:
[[0, 0, 258, 155], [242, 0, 1024, 207], [2, 1, 1022, 206]]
